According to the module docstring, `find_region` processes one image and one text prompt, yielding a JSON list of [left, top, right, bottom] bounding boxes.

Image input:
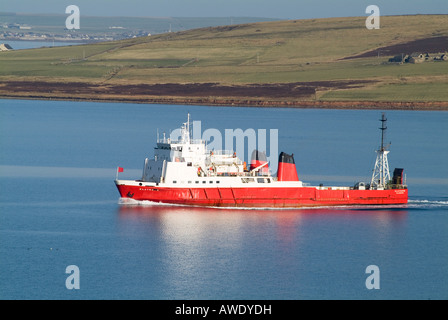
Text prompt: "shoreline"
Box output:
[[1, 80, 447, 110], [1, 94, 447, 110]]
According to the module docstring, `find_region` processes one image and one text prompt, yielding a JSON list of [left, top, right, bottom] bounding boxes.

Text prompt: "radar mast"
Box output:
[[370, 113, 391, 189]]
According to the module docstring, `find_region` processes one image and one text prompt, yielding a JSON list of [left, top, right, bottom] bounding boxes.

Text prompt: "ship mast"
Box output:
[[187, 112, 190, 141], [181, 113, 191, 144], [370, 113, 391, 189]]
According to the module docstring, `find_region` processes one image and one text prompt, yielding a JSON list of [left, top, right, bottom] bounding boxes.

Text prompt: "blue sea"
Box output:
[[3, 41, 84, 50], [0, 99, 447, 300]]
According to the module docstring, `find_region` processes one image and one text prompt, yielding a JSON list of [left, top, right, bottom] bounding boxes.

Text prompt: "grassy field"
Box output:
[[1, 15, 448, 105]]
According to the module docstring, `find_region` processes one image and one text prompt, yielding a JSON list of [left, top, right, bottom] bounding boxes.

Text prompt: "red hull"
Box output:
[[116, 184, 408, 208]]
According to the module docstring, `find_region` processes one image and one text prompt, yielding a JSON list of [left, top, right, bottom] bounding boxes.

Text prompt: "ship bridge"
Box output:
[[141, 114, 270, 183]]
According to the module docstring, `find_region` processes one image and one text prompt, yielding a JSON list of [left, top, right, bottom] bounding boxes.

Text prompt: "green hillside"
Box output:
[[1, 15, 448, 106]]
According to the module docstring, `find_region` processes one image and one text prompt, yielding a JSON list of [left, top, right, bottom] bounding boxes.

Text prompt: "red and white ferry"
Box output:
[[115, 114, 408, 208]]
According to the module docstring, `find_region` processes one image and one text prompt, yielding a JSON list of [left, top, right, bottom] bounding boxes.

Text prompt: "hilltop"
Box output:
[[0, 15, 447, 109]]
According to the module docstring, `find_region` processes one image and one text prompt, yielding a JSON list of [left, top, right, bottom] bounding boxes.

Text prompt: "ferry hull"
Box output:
[[115, 183, 408, 208]]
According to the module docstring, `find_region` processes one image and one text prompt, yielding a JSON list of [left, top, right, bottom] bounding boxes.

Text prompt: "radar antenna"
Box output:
[[370, 113, 391, 189], [181, 113, 191, 144]]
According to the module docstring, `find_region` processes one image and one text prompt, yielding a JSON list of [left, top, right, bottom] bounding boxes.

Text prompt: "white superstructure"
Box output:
[[139, 114, 300, 188]]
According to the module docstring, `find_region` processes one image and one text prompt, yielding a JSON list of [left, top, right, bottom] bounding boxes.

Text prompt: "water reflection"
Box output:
[[116, 204, 408, 298], [117, 204, 408, 248]]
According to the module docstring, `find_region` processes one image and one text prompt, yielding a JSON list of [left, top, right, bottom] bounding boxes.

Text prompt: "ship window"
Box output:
[[187, 162, 192, 166], [203, 181, 206, 184], [173, 181, 177, 184], [242, 178, 255, 183], [257, 178, 265, 183], [216, 181, 220, 184], [209, 181, 213, 184], [188, 181, 192, 184], [195, 181, 199, 184]]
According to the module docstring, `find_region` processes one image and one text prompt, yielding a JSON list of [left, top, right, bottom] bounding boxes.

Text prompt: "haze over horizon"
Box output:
[[1, 0, 447, 19]]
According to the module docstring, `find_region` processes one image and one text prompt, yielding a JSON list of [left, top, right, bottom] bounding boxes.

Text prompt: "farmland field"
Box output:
[[1, 15, 447, 108]]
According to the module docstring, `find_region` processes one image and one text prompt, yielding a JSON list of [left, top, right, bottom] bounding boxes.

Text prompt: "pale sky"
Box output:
[[1, 0, 447, 18]]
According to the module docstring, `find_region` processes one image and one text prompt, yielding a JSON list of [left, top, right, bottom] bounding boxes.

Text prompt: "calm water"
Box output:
[[0, 99, 447, 300], [4, 41, 84, 50]]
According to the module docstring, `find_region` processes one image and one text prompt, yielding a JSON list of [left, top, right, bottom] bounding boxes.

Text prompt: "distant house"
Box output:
[[433, 53, 447, 61], [389, 51, 447, 64], [389, 54, 408, 63], [0, 43, 13, 51], [408, 52, 425, 64]]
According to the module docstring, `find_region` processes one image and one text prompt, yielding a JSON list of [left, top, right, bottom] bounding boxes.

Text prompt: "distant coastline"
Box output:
[[1, 79, 447, 111], [1, 15, 447, 109], [1, 91, 447, 111]]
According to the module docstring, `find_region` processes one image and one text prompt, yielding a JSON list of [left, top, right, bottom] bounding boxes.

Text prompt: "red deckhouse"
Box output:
[[115, 114, 408, 208]]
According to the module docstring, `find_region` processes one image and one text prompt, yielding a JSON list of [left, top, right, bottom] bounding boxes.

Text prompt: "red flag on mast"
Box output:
[[115, 167, 124, 180]]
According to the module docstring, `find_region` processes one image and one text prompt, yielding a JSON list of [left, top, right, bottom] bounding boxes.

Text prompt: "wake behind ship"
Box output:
[[115, 114, 408, 208]]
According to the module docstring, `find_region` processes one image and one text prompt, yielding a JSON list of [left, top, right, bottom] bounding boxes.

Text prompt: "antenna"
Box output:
[[187, 113, 190, 143], [380, 112, 387, 151], [370, 113, 391, 189]]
